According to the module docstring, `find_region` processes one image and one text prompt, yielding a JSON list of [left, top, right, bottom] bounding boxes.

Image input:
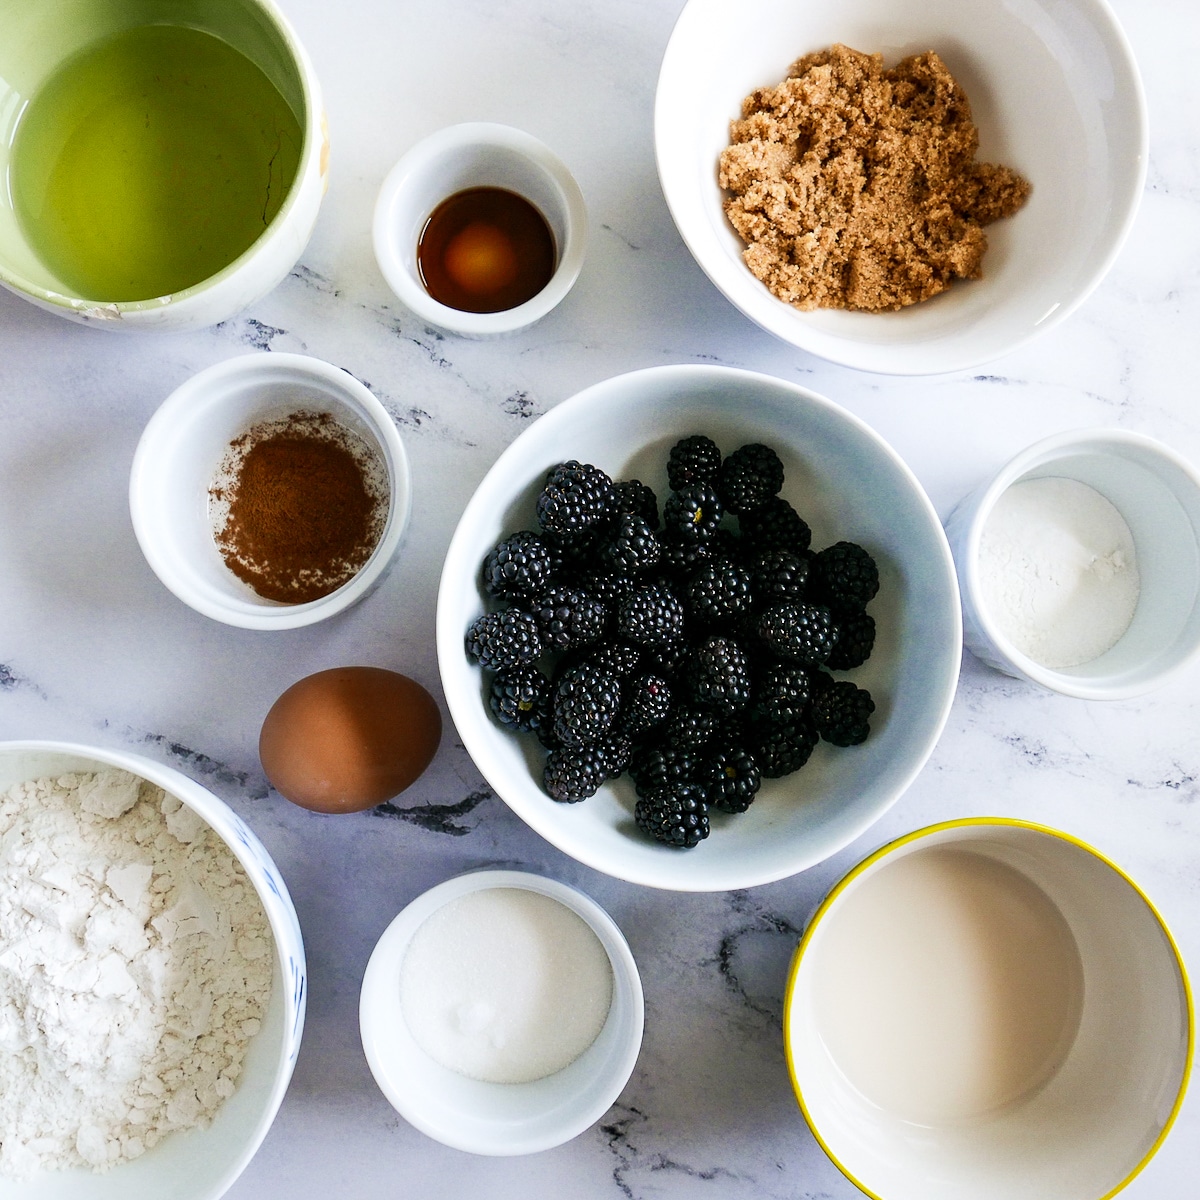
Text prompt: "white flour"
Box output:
[[0, 769, 273, 1179], [978, 476, 1140, 669]]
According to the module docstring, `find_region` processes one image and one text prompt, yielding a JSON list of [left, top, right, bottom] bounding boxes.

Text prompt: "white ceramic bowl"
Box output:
[[130, 353, 411, 630], [785, 818, 1192, 1200], [944, 429, 1200, 699], [436, 364, 962, 891], [655, 0, 1147, 375], [359, 869, 643, 1155], [0, 740, 306, 1200], [373, 122, 588, 337], [0, 0, 326, 331]]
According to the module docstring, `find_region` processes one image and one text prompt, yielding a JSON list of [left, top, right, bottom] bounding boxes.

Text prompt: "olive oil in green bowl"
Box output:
[[11, 23, 302, 303]]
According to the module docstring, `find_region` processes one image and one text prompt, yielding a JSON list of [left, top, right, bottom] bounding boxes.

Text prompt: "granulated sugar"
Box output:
[[978, 477, 1140, 668], [0, 769, 273, 1179], [399, 887, 612, 1084]]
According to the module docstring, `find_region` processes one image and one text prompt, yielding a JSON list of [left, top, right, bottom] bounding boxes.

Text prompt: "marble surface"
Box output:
[[1, 0, 1197, 1196]]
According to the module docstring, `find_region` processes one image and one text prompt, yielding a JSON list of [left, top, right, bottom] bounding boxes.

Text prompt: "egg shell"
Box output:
[[260, 666, 442, 813]]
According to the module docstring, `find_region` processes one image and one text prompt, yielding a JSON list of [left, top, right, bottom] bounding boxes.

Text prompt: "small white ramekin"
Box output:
[[944, 429, 1200, 699], [130, 353, 411, 630], [372, 123, 588, 337], [359, 870, 643, 1156]]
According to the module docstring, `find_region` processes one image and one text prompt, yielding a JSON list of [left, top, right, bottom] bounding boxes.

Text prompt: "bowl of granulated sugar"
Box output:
[[359, 870, 643, 1155], [945, 429, 1200, 698], [0, 740, 305, 1199]]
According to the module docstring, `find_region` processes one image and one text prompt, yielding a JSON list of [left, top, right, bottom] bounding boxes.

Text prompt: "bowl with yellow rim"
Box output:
[[784, 818, 1192, 1200]]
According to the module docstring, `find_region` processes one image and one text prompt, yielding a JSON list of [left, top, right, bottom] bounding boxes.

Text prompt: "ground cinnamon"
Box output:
[[210, 411, 388, 604]]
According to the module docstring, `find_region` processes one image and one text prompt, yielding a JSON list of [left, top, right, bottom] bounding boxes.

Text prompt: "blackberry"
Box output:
[[535, 587, 606, 652], [574, 570, 636, 619], [755, 602, 838, 666], [657, 531, 718, 580], [750, 549, 810, 604], [812, 542, 879, 612], [629, 743, 701, 797], [641, 637, 692, 683], [660, 704, 727, 752], [701, 747, 761, 813], [812, 681, 875, 746], [685, 558, 754, 626], [717, 443, 784, 514], [827, 611, 876, 671], [614, 479, 660, 529], [601, 512, 662, 574], [688, 636, 753, 713], [536, 461, 616, 539], [545, 527, 606, 576], [543, 744, 612, 803], [489, 665, 552, 734], [580, 640, 643, 680], [466, 609, 543, 670], [599, 733, 634, 778], [739, 496, 812, 554], [481, 530, 554, 602], [618, 673, 673, 737], [667, 435, 722, 490], [751, 660, 816, 725], [634, 783, 710, 848], [551, 665, 623, 747], [617, 583, 686, 646], [664, 483, 724, 542], [747, 716, 819, 778]]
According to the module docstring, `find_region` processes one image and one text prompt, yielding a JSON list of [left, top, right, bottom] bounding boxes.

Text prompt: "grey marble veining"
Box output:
[[2, 0, 1198, 1196]]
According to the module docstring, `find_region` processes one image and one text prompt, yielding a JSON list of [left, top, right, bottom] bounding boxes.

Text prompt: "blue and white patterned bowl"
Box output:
[[0, 740, 305, 1200]]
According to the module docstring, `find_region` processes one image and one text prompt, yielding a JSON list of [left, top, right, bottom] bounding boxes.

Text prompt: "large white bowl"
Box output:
[[0, 740, 305, 1200], [655, 0, 1147, 375], [436, 365, 962, 891], [785, 818, 1192, 1200]]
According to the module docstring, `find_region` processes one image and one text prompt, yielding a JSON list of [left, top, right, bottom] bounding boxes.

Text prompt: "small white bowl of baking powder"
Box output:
[[944, 429, 1200, 698], [358, 870, 643, 1155]]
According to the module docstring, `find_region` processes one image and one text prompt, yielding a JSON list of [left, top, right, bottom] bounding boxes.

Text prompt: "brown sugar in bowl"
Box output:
[[260, 667, 442, 813]]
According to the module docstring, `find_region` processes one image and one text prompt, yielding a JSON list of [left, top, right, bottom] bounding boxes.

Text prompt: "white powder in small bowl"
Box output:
[[398, 887, 613, 1084], [978, 477, 1140, 669]]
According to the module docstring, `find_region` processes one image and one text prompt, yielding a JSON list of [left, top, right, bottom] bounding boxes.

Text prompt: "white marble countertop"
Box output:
[[2, 0, 1198, 1196]]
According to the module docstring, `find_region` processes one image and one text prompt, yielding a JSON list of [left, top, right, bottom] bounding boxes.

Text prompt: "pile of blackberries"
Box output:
[[465, 436, 879, 849]]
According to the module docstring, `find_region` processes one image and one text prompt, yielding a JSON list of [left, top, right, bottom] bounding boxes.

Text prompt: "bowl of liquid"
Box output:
[[373, 122, 588, 337], [786, 818, 1192, 1200], [0, 0, 326, 331], [359, 870, 643, 1155]]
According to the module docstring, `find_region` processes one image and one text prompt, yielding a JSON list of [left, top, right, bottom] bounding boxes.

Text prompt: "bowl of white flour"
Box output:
[[945, 429, 1200, 699], [0, 741, 305, 1200]]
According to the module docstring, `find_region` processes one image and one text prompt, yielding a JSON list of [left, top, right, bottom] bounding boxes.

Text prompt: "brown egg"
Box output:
[[259, 667, 442, 813]]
